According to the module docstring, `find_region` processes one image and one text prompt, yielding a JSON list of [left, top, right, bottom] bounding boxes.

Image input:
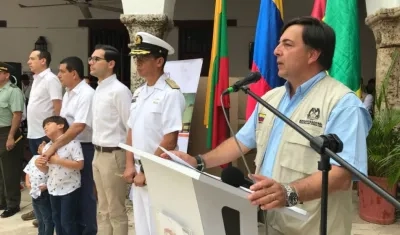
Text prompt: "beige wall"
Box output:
[[0, 0, 121, 74], [0, 0, 376, 83]]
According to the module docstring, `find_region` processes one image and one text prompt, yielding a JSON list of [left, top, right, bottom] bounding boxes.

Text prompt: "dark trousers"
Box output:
[[27, 136, 50, 218], [28, 136, 49, 155], [77, 143, 98, 235], [50, 189, 80, 235], [0, 127, 23, 209], [32, 190, 54, 235]]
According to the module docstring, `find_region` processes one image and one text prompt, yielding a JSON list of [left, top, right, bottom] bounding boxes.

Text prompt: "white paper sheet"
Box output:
[[158, 146, 196, 170]]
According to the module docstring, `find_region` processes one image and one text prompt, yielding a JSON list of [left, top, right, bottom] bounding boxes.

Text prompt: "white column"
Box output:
[[365, 1, 400, 108], [365, 0, 400, 15], [121, 0, 176, 91]]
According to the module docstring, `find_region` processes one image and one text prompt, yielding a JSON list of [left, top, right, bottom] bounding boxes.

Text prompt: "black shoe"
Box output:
[[0, 205, 6, 210], [0, 207, 20, 218]]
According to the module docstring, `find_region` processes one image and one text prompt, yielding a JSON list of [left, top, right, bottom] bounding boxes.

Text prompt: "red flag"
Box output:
[[311, 0, 326, 20], [204, 0, 230, 168]]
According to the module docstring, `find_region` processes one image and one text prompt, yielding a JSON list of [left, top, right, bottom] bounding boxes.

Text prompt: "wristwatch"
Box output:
[[282, 184, 299, 207], [193, 154, 205, 172]]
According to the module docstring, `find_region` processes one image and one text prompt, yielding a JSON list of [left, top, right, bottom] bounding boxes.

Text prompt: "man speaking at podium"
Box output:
[[162, 17, 372, 235]]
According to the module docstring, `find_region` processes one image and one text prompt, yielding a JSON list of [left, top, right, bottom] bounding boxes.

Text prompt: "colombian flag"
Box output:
[[204, 0, 230, 153], [311, 0, 361, 97], [245, 0, 285, 119]]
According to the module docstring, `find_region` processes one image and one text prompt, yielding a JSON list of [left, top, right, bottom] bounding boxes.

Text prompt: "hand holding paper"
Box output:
[[159, 146, 196, 170]]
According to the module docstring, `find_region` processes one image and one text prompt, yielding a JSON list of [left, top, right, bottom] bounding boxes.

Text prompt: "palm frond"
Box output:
[[366, 49, 400, 186]]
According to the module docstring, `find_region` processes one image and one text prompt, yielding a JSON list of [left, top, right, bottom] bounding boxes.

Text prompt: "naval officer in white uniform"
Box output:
[[123, 32, 186, 235]]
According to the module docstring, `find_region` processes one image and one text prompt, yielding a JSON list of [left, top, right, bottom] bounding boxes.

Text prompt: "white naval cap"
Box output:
[[130, 32, 174, 56]]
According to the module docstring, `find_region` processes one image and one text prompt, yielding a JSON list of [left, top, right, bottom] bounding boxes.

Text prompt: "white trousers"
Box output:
[[130, 164, 155, 235]]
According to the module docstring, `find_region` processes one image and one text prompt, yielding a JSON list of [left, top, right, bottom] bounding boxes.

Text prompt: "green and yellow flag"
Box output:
[[204, 0, 230, 152], [312, 0, 361, 97]]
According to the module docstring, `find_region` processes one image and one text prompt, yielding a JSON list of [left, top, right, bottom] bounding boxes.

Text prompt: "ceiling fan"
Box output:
[[18, 0, 123, 19]]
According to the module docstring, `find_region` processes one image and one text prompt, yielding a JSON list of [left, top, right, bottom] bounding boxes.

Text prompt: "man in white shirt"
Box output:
[[22, 49, 62, 222], [27, 50, 62, 153], [89, 44, 132, 235], [41, 56, 97, 235], [123, 32, 186, 235]]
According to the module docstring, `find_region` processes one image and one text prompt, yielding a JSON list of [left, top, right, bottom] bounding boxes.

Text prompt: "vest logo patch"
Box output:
[[299, 108, 322, 127], [258, 113, 266, 123], [307, 108, 320, 120]]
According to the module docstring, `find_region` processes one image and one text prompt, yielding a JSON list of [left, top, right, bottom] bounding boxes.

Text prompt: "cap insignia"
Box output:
[[134, 35, 143, 45]]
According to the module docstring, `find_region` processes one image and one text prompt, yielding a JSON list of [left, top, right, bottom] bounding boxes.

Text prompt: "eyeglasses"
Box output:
[[88, 56, 107, 63]]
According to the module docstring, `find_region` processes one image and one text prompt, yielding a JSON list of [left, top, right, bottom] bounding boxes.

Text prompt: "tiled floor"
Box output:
[[0, 189, 398, 234]]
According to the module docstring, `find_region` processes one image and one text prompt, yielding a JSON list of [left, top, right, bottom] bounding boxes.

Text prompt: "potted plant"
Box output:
[[358, 49, 400, 225]]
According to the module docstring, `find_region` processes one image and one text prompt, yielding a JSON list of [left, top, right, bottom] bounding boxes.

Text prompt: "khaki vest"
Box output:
[[255, 76, 353, 235]]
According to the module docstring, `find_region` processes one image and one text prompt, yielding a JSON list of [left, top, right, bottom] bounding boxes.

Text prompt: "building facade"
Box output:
[[0, 0, 377, 87]]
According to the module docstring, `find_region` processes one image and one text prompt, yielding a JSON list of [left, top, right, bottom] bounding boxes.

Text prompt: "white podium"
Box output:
[[119, 143, 258, 235]]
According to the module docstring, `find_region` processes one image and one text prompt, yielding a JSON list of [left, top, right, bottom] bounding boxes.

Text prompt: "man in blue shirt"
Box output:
[[163, 16, 372, 234]]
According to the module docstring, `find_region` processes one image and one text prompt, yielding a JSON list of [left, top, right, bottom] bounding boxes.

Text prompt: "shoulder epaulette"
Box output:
[[165, 78, 180, 89]]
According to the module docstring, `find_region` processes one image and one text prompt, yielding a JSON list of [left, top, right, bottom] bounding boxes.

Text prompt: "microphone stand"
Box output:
[[239, 86, 400, 235]]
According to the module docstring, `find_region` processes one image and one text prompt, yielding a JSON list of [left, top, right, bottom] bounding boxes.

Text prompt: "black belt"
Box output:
[[0, 126, 11, 131], [134, 159, 145, 173], [94, 145, 121, 153], [81, 142, 92, 145]]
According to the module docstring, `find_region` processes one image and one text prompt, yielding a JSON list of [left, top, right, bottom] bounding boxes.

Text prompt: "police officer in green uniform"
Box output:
[[0, 62, 24, 218]]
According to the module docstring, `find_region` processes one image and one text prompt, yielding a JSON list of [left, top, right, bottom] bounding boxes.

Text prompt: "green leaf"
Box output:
[[367, 49, 400, 187]]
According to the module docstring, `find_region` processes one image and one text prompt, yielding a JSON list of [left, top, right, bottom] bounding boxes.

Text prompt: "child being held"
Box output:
[[24, 154, 54, 235], [35, 116, 84, 235]]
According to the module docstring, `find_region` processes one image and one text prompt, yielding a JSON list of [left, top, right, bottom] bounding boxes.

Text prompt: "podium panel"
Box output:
[[120, 144, 258, 235], [193, 176, 258, 234]]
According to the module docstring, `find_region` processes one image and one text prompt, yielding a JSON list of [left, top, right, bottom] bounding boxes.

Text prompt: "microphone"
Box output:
[[221, 166, 253, 188], [223, 72, 262, 95]]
